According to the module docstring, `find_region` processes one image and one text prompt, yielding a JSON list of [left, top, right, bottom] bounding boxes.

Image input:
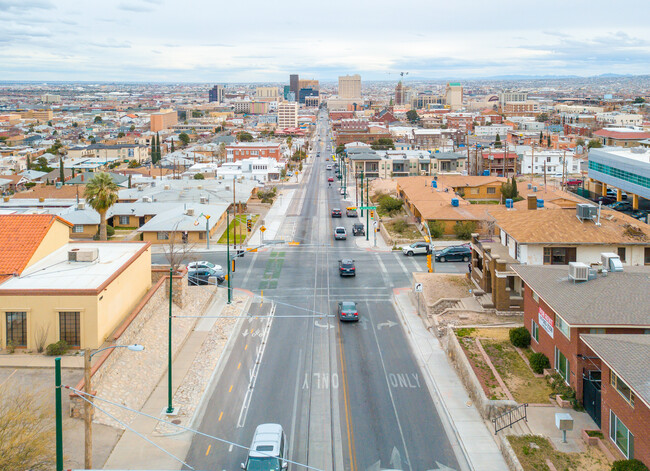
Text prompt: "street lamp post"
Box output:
[[166, 268, 174, 415], [82, 344, 144, 469], [366, 176, 370, 241], [360, 171, 364, 217], [226, 209, 231, 304], [196, 213, 211, 249]]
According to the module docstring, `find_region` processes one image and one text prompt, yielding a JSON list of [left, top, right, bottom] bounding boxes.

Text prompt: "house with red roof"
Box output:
[[593, 128, 650, 147]]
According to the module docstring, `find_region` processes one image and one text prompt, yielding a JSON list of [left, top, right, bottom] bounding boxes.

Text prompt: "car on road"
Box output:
[[334, 226, 347, 240], [326, 165, 332, 170], [346, 207, 358, 217], [402, 241, 431, 256], [339, 188, 346, 195], [352, 223, 365, 236], [188, 267, 225, 285], [435, 245, 471, 262], [331, 208, 342, 218], [337, 301, 359, 322], [327, 177, 334, 182], [241, 423, 288, 471], [338, 259, 356, 276]]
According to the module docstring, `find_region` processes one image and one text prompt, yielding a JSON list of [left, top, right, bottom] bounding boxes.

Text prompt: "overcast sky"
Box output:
[[2, 0, 650, 82]]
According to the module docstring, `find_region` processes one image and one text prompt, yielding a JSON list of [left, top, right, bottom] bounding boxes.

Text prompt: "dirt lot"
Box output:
[[414, 272, 472, 306], [370, 178, 397, 198]]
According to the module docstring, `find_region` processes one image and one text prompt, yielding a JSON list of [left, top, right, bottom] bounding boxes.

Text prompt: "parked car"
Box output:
[[566, 179, 583, 186], [337, 301, 359, 322], [338, 259, 356, 276], [331, 208, 342, 218], [435, 245, 471, 262], [188, 268, 225, 286], [334, 226, 347, 240], [352, 223, 365, 236], [346, 207, 358, 217], [607, 201, 633, 212], [596, 196, 616, 205], [402, 241, 431, 256], [606, 188, 628, 200]]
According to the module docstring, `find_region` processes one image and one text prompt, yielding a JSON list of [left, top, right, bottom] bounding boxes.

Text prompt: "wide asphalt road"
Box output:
[[182, 110, 463, 471]]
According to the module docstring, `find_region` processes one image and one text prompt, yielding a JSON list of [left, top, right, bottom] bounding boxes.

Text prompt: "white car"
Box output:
[[326, 165, 332, 170], [334, 227, 347, 240], [402, 242, 432, 256], [187, 260, 224, 272]]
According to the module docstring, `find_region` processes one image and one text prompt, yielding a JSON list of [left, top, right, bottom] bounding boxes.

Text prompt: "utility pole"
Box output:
[[562, 149, 567, 192], [55, 357, 63, 471], [233, 177, 237, 251], [84, 350, 93, 469], [360, 171, 364, 216], [166, 267, 174, 414], [366, 176, 370, 241]]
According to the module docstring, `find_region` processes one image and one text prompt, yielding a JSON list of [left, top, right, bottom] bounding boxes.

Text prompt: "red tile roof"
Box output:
[[0, 214, 69, 284], [593, 129, 650, 140]]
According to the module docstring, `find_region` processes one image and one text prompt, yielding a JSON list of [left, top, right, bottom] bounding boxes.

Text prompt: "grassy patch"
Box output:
[[508, 435, 610, 471], [218, 215, 258, 244], [455, 327, 476, 338], [385, 220, 421, 239], [481, 339, 554, 404], [457, 336, 507, 399]]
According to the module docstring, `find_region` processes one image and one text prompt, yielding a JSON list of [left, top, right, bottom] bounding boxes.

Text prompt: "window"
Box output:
[[470, 188, 479, 195], [590, 328, 606, 334], [532, 291, 539, 303], [59, 311, 80, 347], [157, 231, 169, 240], [543, 247, 576, 265], [555, 347, 570, 384], [487, 187, 496, 194], [531, 320, 539, 343], [610, 411, 634, 459], [73, 225, 84, 233], [611, 371, 635, 406], [119, 216, 129, 225], [617, 247, 626, 263], [199, 232, 205, 240], [6, 312, 27, 347], [644, 248, 650, 265], [556, 315, 570, 339]]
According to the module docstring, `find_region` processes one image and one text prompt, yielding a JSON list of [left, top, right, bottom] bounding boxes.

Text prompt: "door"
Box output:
[[583, 372, 601, 428]]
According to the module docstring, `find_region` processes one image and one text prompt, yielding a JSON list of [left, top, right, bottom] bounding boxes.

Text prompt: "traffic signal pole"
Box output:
[[226, 209, 231, 304], [360, 171, 364, 217]]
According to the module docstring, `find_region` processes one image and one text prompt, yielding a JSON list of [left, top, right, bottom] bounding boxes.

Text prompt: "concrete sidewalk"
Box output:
[[0, 352, 84, 368], [102, 291, 249, 470], [393, 288, 508, 471]]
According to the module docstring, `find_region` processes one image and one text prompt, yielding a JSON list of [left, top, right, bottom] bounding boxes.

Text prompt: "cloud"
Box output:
[[0, 0, 54, 11], [88, 40, 132, 49], [117, 2, 154, 12]]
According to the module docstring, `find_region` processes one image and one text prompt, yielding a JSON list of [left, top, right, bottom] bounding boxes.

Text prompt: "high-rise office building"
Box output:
[[289, 74, 299, 102], [209, 85, 224, 103], [256, 86, 279, 102], [444, 82, 463, 110], [299, 79, 319, 91], [338, 74, 361, 99], [395, 81, 406, 105], [278, 102, 298, 129]]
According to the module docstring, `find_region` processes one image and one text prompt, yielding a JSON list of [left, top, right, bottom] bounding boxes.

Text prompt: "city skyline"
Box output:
[[2, 0, 650, 82]]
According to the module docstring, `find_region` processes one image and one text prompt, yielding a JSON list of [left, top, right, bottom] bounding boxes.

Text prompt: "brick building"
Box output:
[[226, 142, 283, 162], [581, 334, 650, 465], [511, 265, 650, 428]]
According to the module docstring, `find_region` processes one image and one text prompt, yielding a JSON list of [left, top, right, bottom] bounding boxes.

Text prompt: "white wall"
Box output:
[[522, 244, 646, 266]]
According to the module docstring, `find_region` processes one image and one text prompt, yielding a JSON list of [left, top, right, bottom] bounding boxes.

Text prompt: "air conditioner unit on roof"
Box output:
[[569, 262, 590, 282], [601, 252, 623, 272], [576, 203, 597, 221]]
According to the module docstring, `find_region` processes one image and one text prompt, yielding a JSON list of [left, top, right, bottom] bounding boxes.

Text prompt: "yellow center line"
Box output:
[[205, 445, 211, 456], [250, 328, 254, 334], [229, 384, 233, 392], [338, 323, 356, 471], [218, 411, 224, 421], [245, 343, 248, 351], [237, 362, 241, 370]]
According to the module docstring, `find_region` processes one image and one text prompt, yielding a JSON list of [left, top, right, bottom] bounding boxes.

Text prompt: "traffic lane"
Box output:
[[183, 308, 270, 470], [336, 305, 411, 471], [364, 300, 461, 470]]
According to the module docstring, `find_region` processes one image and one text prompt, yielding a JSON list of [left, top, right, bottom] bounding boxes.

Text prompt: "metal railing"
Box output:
[[492, 403, 528, 435]]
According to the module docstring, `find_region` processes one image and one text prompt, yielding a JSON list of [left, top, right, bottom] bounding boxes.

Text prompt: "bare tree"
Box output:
[[34, 324, 50, 353], [161, 225, 198, 274], [0, 384, 56, 470]]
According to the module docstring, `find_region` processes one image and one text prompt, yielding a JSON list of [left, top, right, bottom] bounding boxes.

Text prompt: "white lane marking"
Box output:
[[289, 349, 303, 466], [366, 301, 414, 471], [241, 250, 259, 286], [393, 253, 410, 276], [375, 253, 388, 274], [236, 303, 275, 428], [377, 320, 398, 330], [409, 256, 421, 272], [228, 444, 233, 452]]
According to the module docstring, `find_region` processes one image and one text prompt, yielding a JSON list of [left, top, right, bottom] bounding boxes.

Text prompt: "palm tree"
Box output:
[[84, 172, 119, 241], [286, 136, 293, 159]]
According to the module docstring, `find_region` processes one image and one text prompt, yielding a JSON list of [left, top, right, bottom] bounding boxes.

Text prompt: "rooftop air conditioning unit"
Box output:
[[197, 185, 203, 190], [68, 248, 99, 262], [225, 186, 230, 191], [137, 186, 144, 191], [576, 203, 597, 221], [186, 208, 195, 216], [77, 202, 85, 210], [601, 252, 623, 272], [164, 185, 170, 190], [568, 262, 590, 282], [200, 196, 208, 204], [142, 196, 152, 203]]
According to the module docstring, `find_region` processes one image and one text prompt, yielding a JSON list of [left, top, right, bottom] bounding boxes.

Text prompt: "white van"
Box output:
[[241, 423, 288, 470]]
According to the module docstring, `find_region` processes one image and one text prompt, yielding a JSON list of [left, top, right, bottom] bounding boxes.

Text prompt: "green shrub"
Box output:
[[453, 221, 476, 240], [392, 220, 408, 234], [45, 340, 69, 356], [529, 352, 550, 374], [611, 459, 649, 471], [456, 328, 476, 338], [193, 173, 205, 180], [6, 340, 15, 354], [428, 220, 445, 239], [378, 195, 403, 215], [509, 327, 531, 348]]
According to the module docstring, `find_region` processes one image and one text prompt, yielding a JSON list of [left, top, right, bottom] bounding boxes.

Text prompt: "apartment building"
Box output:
[[338, 74, 361, 99], [503, 101, 540, 116], [277, 102, 298, 129], [19, 110, 54, 122], [444, 83, 463, 110], [150, 109, 178, 132], [256, 86, 279, 102], [596, 112, 643, 127], [592, 128, 650, 148], [520, 149, 579, 175], [226, 142, 283, 162]]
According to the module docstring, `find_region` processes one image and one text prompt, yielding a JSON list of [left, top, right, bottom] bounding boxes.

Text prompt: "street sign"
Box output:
[[414, 283, 423, 293], [260, 226, 266, 232]]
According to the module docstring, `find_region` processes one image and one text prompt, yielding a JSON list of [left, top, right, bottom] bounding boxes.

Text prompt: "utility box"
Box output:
[[555, 413, 573, 431]]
